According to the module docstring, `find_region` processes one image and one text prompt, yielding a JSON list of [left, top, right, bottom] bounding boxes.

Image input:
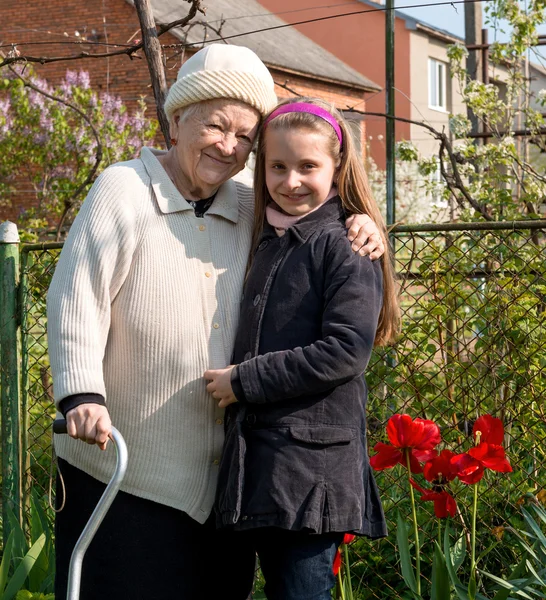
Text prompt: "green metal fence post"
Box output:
[[385, 0, 396, 228], [0, 221, 22, 543]]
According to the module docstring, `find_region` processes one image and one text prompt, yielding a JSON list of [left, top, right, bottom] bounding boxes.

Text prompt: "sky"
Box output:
[[393, 0, 546, 42], [394, 0, 465, 38]]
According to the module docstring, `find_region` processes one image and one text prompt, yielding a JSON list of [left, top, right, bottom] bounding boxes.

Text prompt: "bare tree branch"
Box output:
[[0, 45, 143, 68], [134, 0, 171, 146], [134, 0, 205, 146], [346, 108, 494, 220], [439, 134, 493, 220], [0, 0, 205, 69], [274, 80, 303, 97], [156, 1, 206, 35]]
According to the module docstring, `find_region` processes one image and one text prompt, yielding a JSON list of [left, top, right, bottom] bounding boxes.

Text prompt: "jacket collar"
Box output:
[[284, 196, 346, 243], [140, 147, 239, 223]]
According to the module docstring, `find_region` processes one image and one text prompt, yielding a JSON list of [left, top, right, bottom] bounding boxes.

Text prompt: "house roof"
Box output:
[[127, 0, 381, 92], [357, 0, 464, 44]]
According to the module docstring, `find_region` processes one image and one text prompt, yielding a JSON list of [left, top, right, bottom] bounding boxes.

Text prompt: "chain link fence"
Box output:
[[352, 221, 546, 598], [18, 244, 63, 517], [2, 220, 545, 598]]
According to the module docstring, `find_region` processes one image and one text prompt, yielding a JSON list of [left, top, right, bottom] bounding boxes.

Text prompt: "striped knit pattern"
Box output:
[[47, 147, 255, 523], [164, 70, 278, 120]]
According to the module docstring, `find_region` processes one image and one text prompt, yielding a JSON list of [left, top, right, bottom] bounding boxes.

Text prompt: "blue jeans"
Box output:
[[249, 528, 345, 600]]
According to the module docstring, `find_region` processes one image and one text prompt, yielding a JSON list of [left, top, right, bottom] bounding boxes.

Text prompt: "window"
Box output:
[[429, 58, 447, 111]]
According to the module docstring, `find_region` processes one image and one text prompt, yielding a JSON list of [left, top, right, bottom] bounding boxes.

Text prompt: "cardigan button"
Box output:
[[244, 352, 251, 361], [253, 294, 261, 306], [258, 240, 268, 251]]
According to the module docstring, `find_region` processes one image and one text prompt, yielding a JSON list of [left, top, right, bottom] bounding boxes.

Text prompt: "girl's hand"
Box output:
[[345, 214, 385, 260], [204, 366, 237, 408]]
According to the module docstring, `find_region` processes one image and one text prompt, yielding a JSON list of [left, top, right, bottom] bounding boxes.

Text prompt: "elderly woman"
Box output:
[[47, 44, 385, 600]]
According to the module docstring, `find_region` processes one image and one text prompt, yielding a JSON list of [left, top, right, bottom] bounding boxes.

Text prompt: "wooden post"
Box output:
[[0, 221, 22, 543], [134, 0, 171, 148]]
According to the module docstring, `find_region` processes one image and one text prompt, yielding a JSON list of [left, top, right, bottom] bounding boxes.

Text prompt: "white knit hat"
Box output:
[[164, 44, 277, 120]]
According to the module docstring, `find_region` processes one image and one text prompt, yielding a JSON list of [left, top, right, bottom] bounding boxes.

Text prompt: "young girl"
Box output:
[[205, 98, 400, 600]]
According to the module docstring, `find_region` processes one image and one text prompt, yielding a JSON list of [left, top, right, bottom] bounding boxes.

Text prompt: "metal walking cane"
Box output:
[[53, 419, 128, 600]]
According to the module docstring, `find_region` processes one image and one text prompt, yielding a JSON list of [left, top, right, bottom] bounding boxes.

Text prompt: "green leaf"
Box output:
[[525, 559, 546, 588], [468, 574, 477, 599], [3, 534, 46, 600], [0, 532, 15, 595], [522, 508, 546, 550], [431, 541, 451, 600], [531, 504, 546, 529], [7, 507, 28, 565], [28, 495, 51, 593], [490, 555, 529, 600], [396, 511, 419, 595], [476, 540, 500, 565], [444, 522, 470, 600], [479, 570, 535, 600], [452, 535, 467, 573]]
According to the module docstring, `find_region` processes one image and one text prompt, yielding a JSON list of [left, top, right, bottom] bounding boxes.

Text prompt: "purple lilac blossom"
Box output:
[[39, 114, 54, 133], [0, 99, 12, 135], [28, 90, 46, 109], [115, 113, 129, 133], [101, 93, 123, 114]]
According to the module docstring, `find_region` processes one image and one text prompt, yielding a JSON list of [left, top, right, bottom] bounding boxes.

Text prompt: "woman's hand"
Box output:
[[204, 366, 237, 408], [345, 214, 385, 260], [66, 403, 112, 450]]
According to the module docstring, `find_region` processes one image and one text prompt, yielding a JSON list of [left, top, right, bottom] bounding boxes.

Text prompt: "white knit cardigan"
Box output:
[[47, 147, 254, 523]]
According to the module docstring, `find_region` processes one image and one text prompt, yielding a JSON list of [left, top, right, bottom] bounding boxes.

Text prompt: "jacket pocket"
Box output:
[[288, 426, 356, 446]]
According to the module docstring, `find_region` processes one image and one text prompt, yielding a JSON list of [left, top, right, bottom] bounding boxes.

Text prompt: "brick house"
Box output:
[[254, 0, 413, 168], [1, 0, 380, 222]]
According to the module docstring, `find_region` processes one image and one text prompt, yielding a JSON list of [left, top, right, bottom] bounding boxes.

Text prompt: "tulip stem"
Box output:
[[438, 518, 442, 547], [337, 570, 346, 600], [405, 449, 421, 595], [344, 543, 354, 600], [469, 480, 479, 599]]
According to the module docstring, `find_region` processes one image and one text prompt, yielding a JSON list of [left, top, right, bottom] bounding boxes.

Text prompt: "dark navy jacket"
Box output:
[[215, 197, 387, 538]]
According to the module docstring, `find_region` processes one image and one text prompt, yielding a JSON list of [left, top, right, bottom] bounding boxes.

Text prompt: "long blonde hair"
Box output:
[[252, 97, 400, 346]]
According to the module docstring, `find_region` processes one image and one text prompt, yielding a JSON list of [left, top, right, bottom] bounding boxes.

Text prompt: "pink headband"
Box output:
[[263, 102, 343, 146]]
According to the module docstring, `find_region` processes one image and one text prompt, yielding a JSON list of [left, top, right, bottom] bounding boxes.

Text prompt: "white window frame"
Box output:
[[429, 58, 447, 111]]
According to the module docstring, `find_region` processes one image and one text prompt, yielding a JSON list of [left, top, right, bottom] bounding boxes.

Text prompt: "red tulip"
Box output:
[[423, 449, 458, 484], [370, 414, 441, 474], [451, 443, 512, 484], [332, 533, 355, 575], [469, 443, 512, 472], [333, 549, 342, 576], [387, 415, 442, 450], [473, 415, 505, 445], [410, 479, 457, 518], [450, 452, 484, 484]]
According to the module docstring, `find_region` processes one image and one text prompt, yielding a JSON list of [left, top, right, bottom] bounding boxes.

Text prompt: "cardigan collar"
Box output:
[[140, 147, 239, 224], [264, 196, 346, 243]]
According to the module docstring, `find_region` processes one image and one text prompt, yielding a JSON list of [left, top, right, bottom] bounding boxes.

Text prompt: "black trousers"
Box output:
[[55, 458, 256, 600]]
